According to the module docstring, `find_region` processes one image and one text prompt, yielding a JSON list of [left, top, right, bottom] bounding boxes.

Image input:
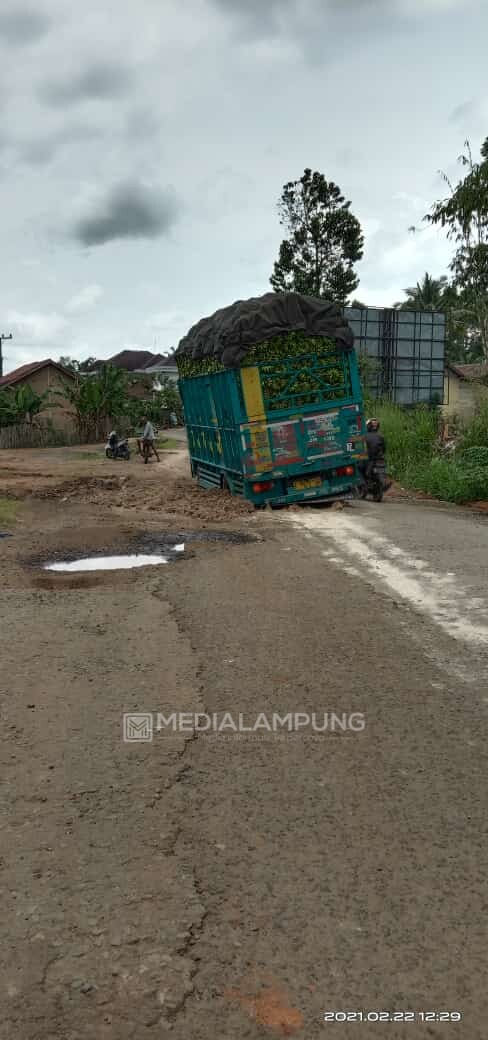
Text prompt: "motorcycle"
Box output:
[[359, 460, 391, 503], [105, 431, 130, 460]]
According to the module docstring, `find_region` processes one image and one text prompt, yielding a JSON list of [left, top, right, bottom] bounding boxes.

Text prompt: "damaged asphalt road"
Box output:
[[1, 487, 488, 1038]]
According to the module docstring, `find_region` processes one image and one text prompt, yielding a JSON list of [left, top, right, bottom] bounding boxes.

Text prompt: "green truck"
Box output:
[[176, 293, 367, 508]]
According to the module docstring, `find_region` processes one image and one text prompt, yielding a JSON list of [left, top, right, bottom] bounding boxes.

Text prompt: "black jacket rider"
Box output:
[[365, 430, 386, 463]]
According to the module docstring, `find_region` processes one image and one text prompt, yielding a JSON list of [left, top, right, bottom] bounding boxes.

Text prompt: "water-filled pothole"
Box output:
[[35, 529, 259, 577], [44, 544, 184, 573]]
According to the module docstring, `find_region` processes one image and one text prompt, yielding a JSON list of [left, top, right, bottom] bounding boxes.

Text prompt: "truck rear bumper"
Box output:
[[259, 486, 359, 507], [191, 458, 362, 505], [246, 470, 361, 506]]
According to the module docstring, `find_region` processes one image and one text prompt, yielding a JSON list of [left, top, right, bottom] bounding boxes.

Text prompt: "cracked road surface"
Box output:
[[1, 476, 488, 1038]]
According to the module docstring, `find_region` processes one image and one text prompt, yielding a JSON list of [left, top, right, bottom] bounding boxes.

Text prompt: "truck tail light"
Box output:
[[335, 465, 355, 477], [253, 480, 273, 493]]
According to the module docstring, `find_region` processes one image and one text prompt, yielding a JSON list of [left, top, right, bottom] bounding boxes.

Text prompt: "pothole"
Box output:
[[43, 544, 185, 573], [32, 528, 260, 580]]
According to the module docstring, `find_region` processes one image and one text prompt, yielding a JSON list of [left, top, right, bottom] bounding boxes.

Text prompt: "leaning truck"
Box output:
[[176, 292, 367, 508]]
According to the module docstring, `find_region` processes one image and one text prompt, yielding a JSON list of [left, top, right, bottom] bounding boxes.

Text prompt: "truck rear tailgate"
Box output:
[[241, 405, 364, 477]]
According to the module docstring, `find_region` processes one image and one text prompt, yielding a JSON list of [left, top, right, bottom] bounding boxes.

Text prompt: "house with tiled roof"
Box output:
[[0, 358, 76, 430], [137, 352, 178, 385], [106, 349, 157, 372], [86, 350, 179, 393]]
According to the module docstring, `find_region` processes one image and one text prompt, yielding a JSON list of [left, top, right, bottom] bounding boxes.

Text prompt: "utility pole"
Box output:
[[0, 333, 12, 379]]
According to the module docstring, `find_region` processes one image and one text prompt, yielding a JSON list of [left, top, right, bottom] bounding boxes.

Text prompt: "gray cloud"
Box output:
[[328, 0, 389, 7], [0, 9, 51, 45], [125, 107, 162, 142], [19, 138, 59, 166], [210, 0, 470, 46], [449, 99, 476, 125], [19, 123, 106, 166], [72, 180, 181, 247], [40, 62, 132, 107], [210, 0, 298, 37]]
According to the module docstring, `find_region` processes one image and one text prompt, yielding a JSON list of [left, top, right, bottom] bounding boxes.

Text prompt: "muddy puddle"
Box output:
[[44, 543, 185, 573], [33, 529, 258, 581]]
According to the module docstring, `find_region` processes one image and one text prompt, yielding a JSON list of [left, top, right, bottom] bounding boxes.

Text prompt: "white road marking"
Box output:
[[291, 512, 488, 646]]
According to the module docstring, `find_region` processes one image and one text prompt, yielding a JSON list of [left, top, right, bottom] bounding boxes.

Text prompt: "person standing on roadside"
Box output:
[[137, 415, 160, 462]]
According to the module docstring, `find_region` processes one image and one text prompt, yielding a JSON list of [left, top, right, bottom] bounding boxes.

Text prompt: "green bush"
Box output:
[[458, 400, 488, 451], [455, 445, 488, 468], [361, 400, 488, 500], [363, 401, 439, 481], [406, 457, 488, 503]]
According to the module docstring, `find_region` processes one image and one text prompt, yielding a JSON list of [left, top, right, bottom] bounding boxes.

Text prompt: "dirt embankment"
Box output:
[[0, 443, 255, 526]]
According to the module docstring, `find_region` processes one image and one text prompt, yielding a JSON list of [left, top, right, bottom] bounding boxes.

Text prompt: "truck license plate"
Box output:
[[292, 476, 322, 491]]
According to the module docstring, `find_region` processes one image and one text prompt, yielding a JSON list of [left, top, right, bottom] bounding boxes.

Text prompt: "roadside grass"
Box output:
[[155, 437, 180, 450], [367, 400, 488, 503], [366, 401, 438, 479], [128, 436, 180, 451], [457, 399, 488, 451], [0, 497, 20, 527], [404, 457, 488, 504]]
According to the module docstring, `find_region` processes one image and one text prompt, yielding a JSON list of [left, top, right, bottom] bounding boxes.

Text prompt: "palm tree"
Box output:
[[394, 273, 450, 312]]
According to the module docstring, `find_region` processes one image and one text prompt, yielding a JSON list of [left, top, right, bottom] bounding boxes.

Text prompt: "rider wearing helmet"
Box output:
[[361, 417, 387, 482]]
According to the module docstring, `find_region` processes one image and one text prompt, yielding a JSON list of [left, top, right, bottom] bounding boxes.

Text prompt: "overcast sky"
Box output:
[[0, 0, 486, 372]]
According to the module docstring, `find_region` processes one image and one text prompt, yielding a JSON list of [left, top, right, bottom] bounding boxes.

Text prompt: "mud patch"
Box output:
[[33, 475, 131, 498], [226, 986, 304, 1034]]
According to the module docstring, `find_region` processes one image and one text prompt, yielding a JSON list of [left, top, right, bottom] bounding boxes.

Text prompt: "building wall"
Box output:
[[442, 370, 488, 421], [147, 366, 179, 386], [17, 366, 77, 430]]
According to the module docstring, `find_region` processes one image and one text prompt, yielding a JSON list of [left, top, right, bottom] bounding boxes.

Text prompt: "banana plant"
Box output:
[[57, 364, 129, 441], [0, 383, 49, 426]]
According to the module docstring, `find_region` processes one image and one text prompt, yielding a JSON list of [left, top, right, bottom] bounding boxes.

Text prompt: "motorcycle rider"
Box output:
[[137, 415, 160, 462], [361, 417, 387, 486], [107, 430, 118, 455]]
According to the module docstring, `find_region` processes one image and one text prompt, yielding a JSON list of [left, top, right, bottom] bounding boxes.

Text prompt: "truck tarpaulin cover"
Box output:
[[176, 292, 354, 369]]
